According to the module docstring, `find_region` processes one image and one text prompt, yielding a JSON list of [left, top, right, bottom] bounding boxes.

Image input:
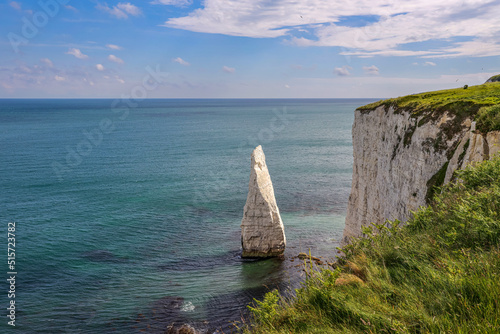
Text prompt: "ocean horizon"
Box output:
[[1, 98, 378, 333]]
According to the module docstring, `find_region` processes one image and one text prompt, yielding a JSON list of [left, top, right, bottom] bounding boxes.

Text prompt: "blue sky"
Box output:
[[1, 0, 499, 98]]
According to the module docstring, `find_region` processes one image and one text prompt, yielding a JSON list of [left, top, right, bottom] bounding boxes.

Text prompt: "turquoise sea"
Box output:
[[0, 98, 376, 333]]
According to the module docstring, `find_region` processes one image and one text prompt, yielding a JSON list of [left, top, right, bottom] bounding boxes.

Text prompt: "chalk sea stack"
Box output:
[[241, 145, 286, 258]]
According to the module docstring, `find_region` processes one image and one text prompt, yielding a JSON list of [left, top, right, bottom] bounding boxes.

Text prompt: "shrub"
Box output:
[[476, 104, 500, 132]]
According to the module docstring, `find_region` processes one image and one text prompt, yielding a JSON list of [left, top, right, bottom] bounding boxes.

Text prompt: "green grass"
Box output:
[[358, 82, 500, 114], [357, 82, 500, 135], [476, 105, 500, 132], [244, 156, 500, 334]]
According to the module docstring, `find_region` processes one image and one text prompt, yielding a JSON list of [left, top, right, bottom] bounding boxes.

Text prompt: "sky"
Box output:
[[1, 0, 499, 98]]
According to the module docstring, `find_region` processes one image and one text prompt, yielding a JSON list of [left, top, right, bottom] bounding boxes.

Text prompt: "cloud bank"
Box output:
[[162, 0, 500, 58]]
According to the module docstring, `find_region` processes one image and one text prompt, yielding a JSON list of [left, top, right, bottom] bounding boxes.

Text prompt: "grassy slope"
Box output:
[[244, 156, 500, 334]]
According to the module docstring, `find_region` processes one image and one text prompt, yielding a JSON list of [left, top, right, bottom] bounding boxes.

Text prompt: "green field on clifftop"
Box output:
[[357, 82, 500, 133], [358, 81, 500, 114], [244, 156, 500, 333]]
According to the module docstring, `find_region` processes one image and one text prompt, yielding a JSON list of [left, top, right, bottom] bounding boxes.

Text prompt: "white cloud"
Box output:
[[97, 2, 142, 19], [151, 0, 192, 6], [222, 66, 235, 73], [339, 49, 437, 58], [423, 61, 437, 66], [117, 3, 141, 15], [20, 65, 32, 74], [55, 75, 66, 81], [65, 5, 78, 12], [334, 65, 351, 76], [1, 82, 13, 91], [285, 84, 290, 89], [96, 64, 105, 71], [40, 58, 53, 67], [163, 0, 342, 38], [83, 78, 95, 86], [363, 65, 379, 75], [173, 57, 190, 66], [66, 48, 89, 59], [106, 44, 123, 50], [422, 40, 500, 58], [108, 55, 124, 64], [9, 1, 21, 10], [163, 0, 500, 58]]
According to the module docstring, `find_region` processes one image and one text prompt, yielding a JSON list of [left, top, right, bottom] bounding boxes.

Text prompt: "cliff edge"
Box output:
[[343, 81, 500, 243]]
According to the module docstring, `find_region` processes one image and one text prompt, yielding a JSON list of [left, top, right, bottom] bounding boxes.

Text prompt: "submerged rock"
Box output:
[[241, 145, 286, 258], [166, 324, 200, 334]]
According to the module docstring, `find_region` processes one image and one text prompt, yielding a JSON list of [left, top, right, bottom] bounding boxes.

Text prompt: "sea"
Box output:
[[0, 98, 377, 333]]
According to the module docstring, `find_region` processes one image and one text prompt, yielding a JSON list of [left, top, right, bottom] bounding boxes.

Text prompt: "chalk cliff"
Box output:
[[241, 146, 286, 258], [343, 83, 500, 243]]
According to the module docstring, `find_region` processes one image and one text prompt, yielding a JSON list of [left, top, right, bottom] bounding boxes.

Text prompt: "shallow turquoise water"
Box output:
[[0, 98, 376, 333]]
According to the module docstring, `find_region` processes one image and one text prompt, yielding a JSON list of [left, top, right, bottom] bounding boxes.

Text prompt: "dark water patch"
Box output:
[[81, 250, 129, 263], [133, 286, 291, 334], [205, 283, 293, 333], [144, 296, 187, 331], [157, 250, 245, 272]]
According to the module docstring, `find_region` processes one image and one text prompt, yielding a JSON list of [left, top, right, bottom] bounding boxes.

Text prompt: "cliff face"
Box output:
[[343, 98, 500, 244]]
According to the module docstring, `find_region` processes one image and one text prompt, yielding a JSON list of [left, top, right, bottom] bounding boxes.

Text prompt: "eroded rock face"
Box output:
[[343, 106, 500, 244], [241, 146, 286, 258]]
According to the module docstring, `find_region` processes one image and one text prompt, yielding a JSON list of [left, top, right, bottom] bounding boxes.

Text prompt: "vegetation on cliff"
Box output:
[[244, 156, 500, 333], [357, 81, 500, 134], [476, 104, 500, 132]]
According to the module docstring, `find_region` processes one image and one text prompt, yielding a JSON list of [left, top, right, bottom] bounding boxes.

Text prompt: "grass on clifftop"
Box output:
[[357, 82, 500, 133], [244, 156, 500, 334]]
